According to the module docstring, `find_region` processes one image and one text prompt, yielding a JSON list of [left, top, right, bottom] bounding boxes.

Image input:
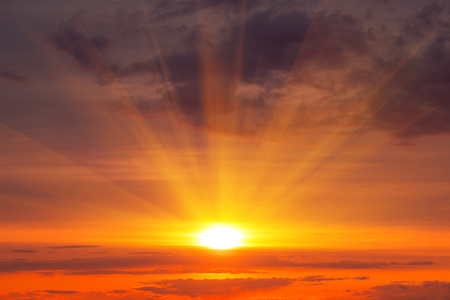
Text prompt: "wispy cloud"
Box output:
[[11, 250, 36, 253], [355, 281, 450, 300], [47, 22, 115, 84], [65, 268, 263, 276], [298, 275, 370, 282], [135, 277, 296, 297], [0, 71, 29, 84], [0, 252, 436, 273], [48, 245, 101, 249], [40, 290, 78, 294]]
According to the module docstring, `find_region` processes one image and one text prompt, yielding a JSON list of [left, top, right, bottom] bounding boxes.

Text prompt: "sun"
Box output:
[[198, 226, 244, 249]]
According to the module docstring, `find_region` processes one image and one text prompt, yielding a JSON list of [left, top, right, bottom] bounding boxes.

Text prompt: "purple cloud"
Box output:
[[0, 71, 29, 84]]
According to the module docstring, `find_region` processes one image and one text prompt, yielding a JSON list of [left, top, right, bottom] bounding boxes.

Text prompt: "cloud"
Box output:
[[49, 245, 101, 249], [357, 281, 450, 300], [11, 250, 36, 253], [41, 290, 78, 294], [129, 251, 173, 255], [110, 5, 374, 136], [354, 276, 371, 280], [0, 71, 29, 84], [0, 253, 182, 273], [37, 1, 450, 142], [65, 268, 263, 275], [299, 275, 348, 282], [297, 260, 434, 269], [47, 22, 114, 84], [236, 8, 312, 81], [4, 0, 450, 143], [107, 290, 128, 294], [6, 290, 161, 300], [47, 23, 111, 68], [38, 272, 54, 276], [135, 275, 370, 297], [0, 251, 435, 273], [7, 291, 40, 299], [150, 0, 249, 22], [366, 1, 450, 140], [403, 261, 434, 266], [138, 1, 450, 141], [402, 2, 447, 39], [135, 277, 295, 297], [297, 275, 370, 283], [110, 5, 313, 126]]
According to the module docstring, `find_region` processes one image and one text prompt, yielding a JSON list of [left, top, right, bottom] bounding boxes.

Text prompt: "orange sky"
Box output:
[[1, 0, 450, 299]]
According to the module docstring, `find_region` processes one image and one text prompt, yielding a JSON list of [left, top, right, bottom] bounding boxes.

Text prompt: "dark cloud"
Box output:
[[299, 275, 348, 282], [4, 0, 450, 144], [129, 251, 171, 255], [113, 8, 146, 37], [370, 58, 450, 139], [0, 251, 435, 273], [109, 6, 312, 129], [137, 0, 450, 141], [135, 277, 295, 297], [11, 250, 36, 253], [151, 0, 198, 21], [8, 290, 152, 300], [357, 281, 450, 300], [38, 272, 54, 276], [238, 8, 312, 81], [297, 275, 369, 282], [0, 71, 29, 84], [7, 291, 40, 298], [296, 260, 434, 269], [47, 22, 114, 84], [135, 275, 370, 297], [403, 261, 434, 266], [354, 276, 371, 280], [108, 290, 128, 294], [41, 290, 78, 294], [65, 268, 262, 276], [113, 5, 372, 134], [0, 253, 183, 273], [366, 1, 450, 140], [49, 245, 101, 249], [402, 2, 447, 39], [150, 0, 251, 21], [42, 1, 450, 142]]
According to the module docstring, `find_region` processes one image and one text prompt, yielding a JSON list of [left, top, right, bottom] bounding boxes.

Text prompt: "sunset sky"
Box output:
[[1, 0, 450, 299]]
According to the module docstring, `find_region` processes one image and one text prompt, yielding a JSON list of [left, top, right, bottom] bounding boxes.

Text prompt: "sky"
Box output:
[[1, 0, 450, 299]]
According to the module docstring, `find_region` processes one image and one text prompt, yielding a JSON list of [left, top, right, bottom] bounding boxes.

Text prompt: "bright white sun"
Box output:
[[198, 226, 244, 249]]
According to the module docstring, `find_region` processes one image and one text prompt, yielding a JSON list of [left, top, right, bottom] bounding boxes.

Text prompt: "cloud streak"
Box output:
[[135, 277, 296, 297], [47, 22, 115, 84], [48, 245, 101, 249], [65, 268, 264, 276], [0, 71, 29, 84], [357, 281, 450, 300], [11, 250, 36, 253], [0, 252, 434, 273], [136, 275, 372, 297]]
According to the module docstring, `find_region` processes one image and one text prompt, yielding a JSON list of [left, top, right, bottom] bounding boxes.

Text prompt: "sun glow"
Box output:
[[198, 226, 244, 249]]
